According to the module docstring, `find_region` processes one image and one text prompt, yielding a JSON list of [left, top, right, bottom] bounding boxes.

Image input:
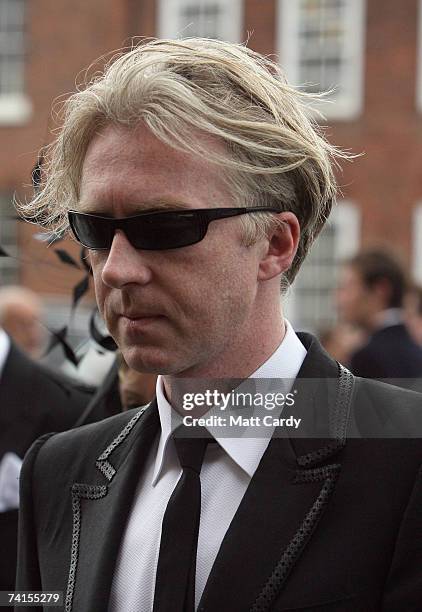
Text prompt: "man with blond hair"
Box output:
[[16, 39, 422, 611]]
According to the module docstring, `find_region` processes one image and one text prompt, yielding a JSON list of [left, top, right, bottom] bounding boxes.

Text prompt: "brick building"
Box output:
[[0, 0, 421, 336]]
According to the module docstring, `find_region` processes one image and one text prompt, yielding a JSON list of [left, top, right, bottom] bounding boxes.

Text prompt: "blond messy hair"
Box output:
[[19, 37, 347, 284]]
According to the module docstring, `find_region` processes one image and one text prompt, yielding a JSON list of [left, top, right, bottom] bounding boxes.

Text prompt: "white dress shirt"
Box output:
[[0, 327, 10, 382], [0, 452, 22, 512], [109, 320, 307, 611]]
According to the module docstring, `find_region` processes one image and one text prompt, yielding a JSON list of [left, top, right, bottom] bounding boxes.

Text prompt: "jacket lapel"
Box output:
[[66, 402, 159, 612], [198, 334, 355, 612]]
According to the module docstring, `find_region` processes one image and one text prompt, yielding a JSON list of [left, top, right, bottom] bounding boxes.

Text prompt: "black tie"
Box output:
[[153, 428, 212, 612]]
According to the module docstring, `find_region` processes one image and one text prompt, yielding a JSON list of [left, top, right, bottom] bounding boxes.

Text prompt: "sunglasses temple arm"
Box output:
[[203, 208, 249, 223]]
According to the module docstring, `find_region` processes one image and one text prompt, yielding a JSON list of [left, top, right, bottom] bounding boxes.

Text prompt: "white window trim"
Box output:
[[284, 201, 361, 330], [277, 0, 366, 121], [0, 192, 19, 283], [157, 0, 243, 42], [417, 0, 422, 111], [0, 0, 30, 125], [412, 203, 422, 282], [0, 93, 31, 125], [331, 200, 361, 258]]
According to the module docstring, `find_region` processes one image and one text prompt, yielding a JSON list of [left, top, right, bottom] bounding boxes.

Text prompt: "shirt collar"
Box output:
[[0, 328, 10, 382], [374, 308, 403, 330], [152, 320, 307, 484]]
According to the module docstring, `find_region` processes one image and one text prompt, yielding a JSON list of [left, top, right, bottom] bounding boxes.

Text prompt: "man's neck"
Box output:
[[163, 317, 286, 413]]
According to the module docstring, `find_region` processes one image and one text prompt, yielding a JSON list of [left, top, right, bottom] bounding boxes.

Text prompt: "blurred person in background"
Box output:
[[403, 284, 422, 346], [319, 322, 366, 367], [117, 351, 157, 410], [75, 351, 157, 426], [336, 249, 422, 381], [0, 286, 46, 359], [0, 293, 94, 603]]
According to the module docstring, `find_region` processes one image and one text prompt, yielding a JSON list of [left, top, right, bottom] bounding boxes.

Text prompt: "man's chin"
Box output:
[[120, 346, 183, 376]]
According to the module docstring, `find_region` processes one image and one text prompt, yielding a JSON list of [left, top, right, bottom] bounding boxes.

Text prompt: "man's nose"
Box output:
[[101, 229, 153, 288]]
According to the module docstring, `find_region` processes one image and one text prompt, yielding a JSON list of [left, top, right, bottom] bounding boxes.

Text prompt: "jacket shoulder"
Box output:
[[354, 375, 422, 404], [2, 341, 94, 419], [351, 376, 422, 439]]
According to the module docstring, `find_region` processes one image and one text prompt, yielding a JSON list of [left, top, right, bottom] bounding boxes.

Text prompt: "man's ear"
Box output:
[[257, 212, 300, 281]]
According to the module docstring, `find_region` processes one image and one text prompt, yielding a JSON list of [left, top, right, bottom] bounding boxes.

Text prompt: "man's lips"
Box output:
[[118, 307, 163, 319], [121, 314, 160, 320], [118, 313, 165, 330]]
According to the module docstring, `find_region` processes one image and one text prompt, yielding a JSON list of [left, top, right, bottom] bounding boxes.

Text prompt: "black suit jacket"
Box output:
[[16, 334, 422, 611], [0, 341, 93, 597], [351, 323, 422, 383]]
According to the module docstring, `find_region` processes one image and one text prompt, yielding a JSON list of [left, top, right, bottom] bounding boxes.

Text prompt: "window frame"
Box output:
[[157, 0, 243, 42], [284, 201, 361, 331], [277, 0, 366, 121], [0, 0, 31, 125], [0, 192, 19, 283], [412, 203, 422, 283], [417, 0, 422, 112]]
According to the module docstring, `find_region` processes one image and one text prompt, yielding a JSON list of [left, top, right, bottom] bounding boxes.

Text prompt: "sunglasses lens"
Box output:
[[69, 211, 205, 250], [126, 212, 203, 250], [69, 213, 113, 249]]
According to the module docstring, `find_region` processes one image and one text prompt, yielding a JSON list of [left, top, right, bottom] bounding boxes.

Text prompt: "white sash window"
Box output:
[[0, 193, 18, 283], [285, 202, 360, 332], [0, 0, 31, 124], [158, 0, 243, 42], [278, 0, 366, 120]]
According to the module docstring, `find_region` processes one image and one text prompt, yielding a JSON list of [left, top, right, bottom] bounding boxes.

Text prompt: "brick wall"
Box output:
[[1, 0, 421, 299]]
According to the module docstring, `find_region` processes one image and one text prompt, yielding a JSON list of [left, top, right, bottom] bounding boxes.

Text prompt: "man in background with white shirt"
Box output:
[[16, 39, 422, 611], [337, 249, 422, 382]]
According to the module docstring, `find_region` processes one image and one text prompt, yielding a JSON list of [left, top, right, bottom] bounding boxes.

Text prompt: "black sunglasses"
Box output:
[[67, 207, 280, 251]]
